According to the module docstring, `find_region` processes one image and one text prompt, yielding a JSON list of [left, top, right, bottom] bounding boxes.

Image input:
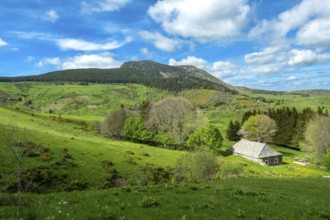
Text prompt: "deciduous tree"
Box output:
[[102, 105, 127, 139], [186, 124, 223, 151], [239, 114, 277, 143], [146, 97, 195, 144], [302, 116, 330, 163]]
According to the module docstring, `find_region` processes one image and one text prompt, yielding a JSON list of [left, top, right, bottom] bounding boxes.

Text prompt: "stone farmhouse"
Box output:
[[228, 139, 282, 165]]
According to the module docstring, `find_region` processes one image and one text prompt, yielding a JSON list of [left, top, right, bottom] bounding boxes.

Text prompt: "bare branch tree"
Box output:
[[146, 97, 196, 144], [0, 125, 29, 194]]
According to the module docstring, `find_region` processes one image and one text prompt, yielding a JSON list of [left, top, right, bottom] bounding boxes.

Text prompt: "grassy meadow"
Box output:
[[1, 178, 329, 219], [0, 82, 329, 219]]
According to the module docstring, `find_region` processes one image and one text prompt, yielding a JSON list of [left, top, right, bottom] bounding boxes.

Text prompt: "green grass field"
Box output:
[[1, 178, 329, 219], [0, 82, 329, 219]]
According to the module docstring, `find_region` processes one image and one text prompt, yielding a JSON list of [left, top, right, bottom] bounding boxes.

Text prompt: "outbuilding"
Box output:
[[228, 139, 282, 165]]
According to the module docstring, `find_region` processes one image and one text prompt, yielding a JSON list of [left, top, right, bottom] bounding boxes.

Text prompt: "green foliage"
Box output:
[[186, 124, 223, 151], [0, 66, 233, 92], [122, 116, 153, 143], [217, 159, 243, 178], [140, 196, 159, 208], [153, 133, 174, 146], [239, 114, 277, 143], [303, 116, 330, 163], [102, 105, 127, 139], [174, 148, 218, 182], [322, 153, 330, 170], [135, 165, 172, 186], [146, 97, 196, 145], [65, 179, 88, 191], [226, 120, 241, 141], [267, 107, 315, 148]]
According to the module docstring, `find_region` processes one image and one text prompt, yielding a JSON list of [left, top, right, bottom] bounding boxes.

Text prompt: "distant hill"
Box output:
[[236, 86, 330, 96], [236, 86, 285, 95], [0, 60, 239, 93], [290, 89, 330, 96]]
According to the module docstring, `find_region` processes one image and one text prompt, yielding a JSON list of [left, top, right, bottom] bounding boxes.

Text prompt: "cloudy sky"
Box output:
[[1, 0, 330, 91]]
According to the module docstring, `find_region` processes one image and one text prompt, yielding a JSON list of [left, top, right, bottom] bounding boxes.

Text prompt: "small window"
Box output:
[[264, 159, 269, 165], [274, 157, 279, 164]]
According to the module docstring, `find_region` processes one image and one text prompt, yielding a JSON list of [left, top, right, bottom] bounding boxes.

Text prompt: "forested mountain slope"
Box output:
[[0, 60, 239, 93]]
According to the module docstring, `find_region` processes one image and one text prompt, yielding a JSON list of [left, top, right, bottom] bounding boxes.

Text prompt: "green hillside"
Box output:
[[0, 60, 239, 93], [0, 79, 329, 219]]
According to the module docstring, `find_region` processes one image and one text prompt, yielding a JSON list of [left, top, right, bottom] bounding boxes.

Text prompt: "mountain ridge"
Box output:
[[0, 60, 239, 93]]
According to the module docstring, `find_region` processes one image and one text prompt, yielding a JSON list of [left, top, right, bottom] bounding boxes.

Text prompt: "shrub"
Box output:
[[174, 148, 218, 182], [103, 169, 125, 188], [139, 165, 172, 185], [102, 160, 114, 169], [140, 196, 159, 208], [322, 153, 330, 170], [217, 159, 243, 178], [65, 179, 88, 191]]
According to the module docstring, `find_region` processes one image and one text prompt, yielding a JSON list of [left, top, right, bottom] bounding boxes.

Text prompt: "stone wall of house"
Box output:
[[261, 155, 283, 165]]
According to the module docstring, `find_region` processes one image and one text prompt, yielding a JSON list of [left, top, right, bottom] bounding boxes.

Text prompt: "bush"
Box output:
[[141, 165, 172, 185], [65, 179, 88, 191], [140, 196, 159, 208], [174, 148, 218, 182], [103, 169, 125, 188], [217, 159, 243, 178], [322, 153, 330, 170]]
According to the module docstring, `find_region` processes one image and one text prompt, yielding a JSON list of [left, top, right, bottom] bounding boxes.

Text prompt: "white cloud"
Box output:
[[9, 31, 53, 40], [250, 0, 330, 48], [57, 38, 131, 51], [241, 46, 330, 75], [61, 52, 122, 69], [247, 63, 287, 74], [139, 31, 181, 52], [169, 56, 238, 78], [296, 18, 330, 48], [284, 76, 297, 81], [148, 0, 251, 42], [210, 61, 238, 78], [288, 49, 330, 66], [288, 49, 317, 66], [27, 56, 35, 62], [0, 38, 8, 46], [43, 10, 59, 23], [169, 56, 208, 69], [140, 48, 153, 58], [244, 47, 288, 65], [81, 0, 131, 14], [36, 57, 61, 68], [34, 53, 122, 70]]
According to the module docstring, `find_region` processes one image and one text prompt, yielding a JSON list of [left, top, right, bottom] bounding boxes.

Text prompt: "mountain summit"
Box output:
[[120, 60, 239, 92]]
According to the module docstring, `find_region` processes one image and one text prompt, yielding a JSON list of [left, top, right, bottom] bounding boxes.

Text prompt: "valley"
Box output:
[[0, 62, 329, 219]]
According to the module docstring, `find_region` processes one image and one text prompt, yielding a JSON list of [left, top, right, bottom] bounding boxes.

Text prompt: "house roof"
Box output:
[[228, 139, 282, 159]]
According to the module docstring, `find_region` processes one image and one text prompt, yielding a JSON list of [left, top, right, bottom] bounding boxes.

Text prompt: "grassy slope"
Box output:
[[0, 82, 169, 118], [1, 178, 329, 219], [0, 106, 185, 190], [1, 105, 328, 193], [0, 82, 330, 219]]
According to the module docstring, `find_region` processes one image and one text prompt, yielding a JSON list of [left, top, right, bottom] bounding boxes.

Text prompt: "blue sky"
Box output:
[[0, 0, 330, 91]]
